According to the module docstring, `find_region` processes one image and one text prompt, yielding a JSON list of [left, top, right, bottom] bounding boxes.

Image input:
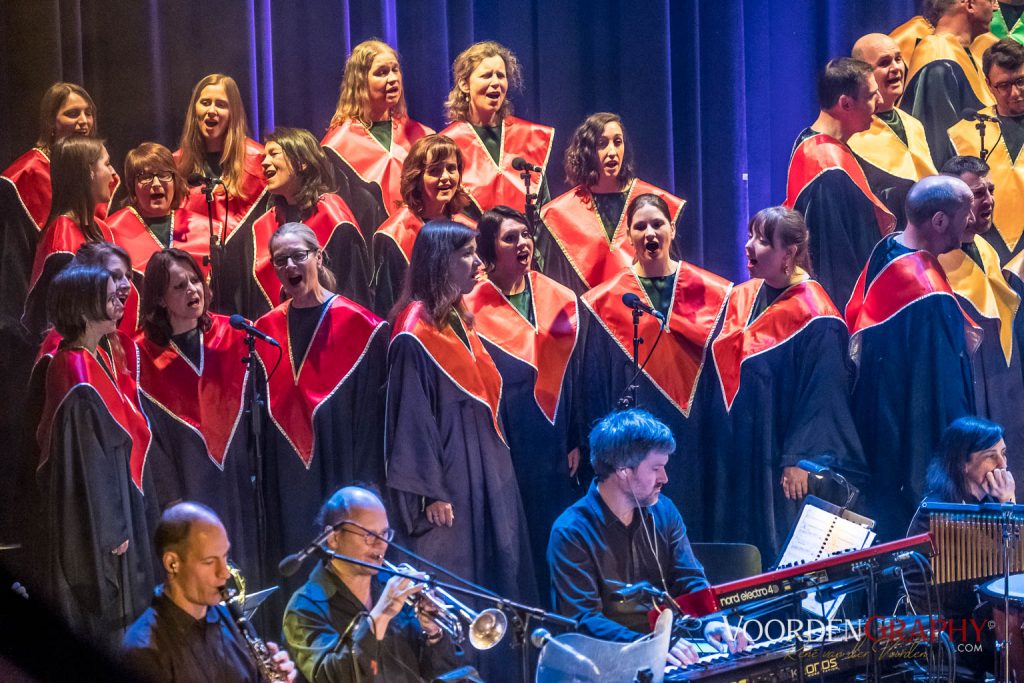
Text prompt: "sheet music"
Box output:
[[776, 501, 876, 618]]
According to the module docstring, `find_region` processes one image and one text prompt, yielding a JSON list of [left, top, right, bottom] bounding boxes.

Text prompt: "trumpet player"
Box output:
[[122, 502, 297, 682], [283, 486, 461, 682]]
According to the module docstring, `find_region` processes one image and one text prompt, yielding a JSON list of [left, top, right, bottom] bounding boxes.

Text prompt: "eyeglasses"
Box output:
[[337, 521, 395, 544], [272, 249, 315, 268], [136, 171, 174, 185], [990, 76, 1024, 95]]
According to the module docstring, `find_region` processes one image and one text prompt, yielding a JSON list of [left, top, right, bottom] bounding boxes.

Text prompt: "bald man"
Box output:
[[122, 502, 297, 682], [282, 486, 460, 683], [903, 0, 996, 164], [849, 33, 938, 231], [846, 175, 979, 539]]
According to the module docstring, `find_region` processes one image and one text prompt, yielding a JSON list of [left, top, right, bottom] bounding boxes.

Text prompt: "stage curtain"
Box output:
[[0, 0, 917, 280]]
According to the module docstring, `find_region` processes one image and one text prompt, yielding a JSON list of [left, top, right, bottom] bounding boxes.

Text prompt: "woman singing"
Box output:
[[176, 73, 268, 313], [24, 137, 116, 335], [464, 206, 581, 595], [371, 134, 473, 317], [708, 207, 865, 559], [36, 265, 155, 646], [440, 41, 554, 218], [252, 127, 371, 314], [322, 39, 433, 236], [579, 194, 732, 539], [254, 223, 388, 574], [107, 143, 209, 283], [538, 112, 685, 294], [136, 248, 260, 581]]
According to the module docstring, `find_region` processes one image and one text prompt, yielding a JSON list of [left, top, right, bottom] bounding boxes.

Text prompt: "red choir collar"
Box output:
[[2, 148, 51, 229]]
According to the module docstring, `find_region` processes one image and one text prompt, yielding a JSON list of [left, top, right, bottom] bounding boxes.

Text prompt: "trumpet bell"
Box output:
[[468, 608, 508, 650]]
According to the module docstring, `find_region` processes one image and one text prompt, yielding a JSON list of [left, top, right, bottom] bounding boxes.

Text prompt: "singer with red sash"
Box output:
[[175, 74, 269, 314], [709, 207, 865, 560], [36, 265, 156, 647], [254, 223, 388, 583], [322, 39, 433, 237], [937, 156, 1024, 483], [464, 206, 582, 596], [901, 0, 996, 165], [848, 34, 938, 232], [847, 176, 979, 538], [947, 40, 1024, 264], [785, 58, 897, 308], [372, 134, 474, 318], [538, 112, 685, 295], [107, 143, 210, 286], [24, 137, 118, 336], [135, 249, 261, 584], [578, 194, 732, 541], [252, 128, 371, 317], [439, 41, 554, 218]]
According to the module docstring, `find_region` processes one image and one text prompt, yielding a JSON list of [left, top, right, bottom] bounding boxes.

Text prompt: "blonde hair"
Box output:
[[269, 223, 338, 293], [177, 74, 253, 200], [444, 41, 522, 124], [330, 40, 407, 128]]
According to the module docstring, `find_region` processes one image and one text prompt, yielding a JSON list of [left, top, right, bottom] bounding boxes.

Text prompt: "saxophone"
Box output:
[[221, 564, 287, 682]]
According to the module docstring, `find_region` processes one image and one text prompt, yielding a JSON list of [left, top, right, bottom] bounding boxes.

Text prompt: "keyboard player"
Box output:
[[547, 409, 749, 666]]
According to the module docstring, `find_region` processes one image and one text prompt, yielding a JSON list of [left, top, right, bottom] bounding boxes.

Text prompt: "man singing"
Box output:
[[122, 502, 297, 682], [547, 409, 747, 667]]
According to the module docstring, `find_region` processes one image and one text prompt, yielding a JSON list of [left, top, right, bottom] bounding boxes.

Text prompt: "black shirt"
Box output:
[[171, 327, 202, 369], [283, 562, 459, 683], [865, 233, 915, 287], [999, 113, 1024, 162], [145, 214, 174, 249], [204, 151, 223, 179], [288, 298, 333, 375], [122, 588, 259, 683], [1002, 2, 1024, 32], [592, 191, 628, 240], [547, 481, 709, 642], [471, 123, 502, 165], [962, 241, 986, 271], [748, 282, 788, 323]]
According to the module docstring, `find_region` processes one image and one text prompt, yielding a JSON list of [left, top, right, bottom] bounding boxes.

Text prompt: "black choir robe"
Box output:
[[785, 130, 896, 308], [948, 109, 1024, 263], [174, 139, 269, 316], [371, 208, 476, 319], [463, 272, 582, 599], [251, 193, 371, 317], [254, 296, 388, 583], [848, 110, 937, 233], [36, 337, 156, 647], [847, 235, 979, 539], [439, 117, 554, 216], [536, 178, 685, 296], [939, 238, 1024, 470], [579, 265, 732, 541], [135, 314, 261, 583], [384, 301, 537, 604], [902, 32, 995, 167], [708, 278, 867, 561], [321, 115, 434, 238], [23, 215, 116, 335]]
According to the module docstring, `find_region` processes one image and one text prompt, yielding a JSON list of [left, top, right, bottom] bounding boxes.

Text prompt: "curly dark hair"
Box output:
[[564, 112, 635, 189]]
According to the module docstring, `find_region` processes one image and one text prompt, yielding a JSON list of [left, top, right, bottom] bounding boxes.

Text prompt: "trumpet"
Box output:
[[381, 558, 507, 650]]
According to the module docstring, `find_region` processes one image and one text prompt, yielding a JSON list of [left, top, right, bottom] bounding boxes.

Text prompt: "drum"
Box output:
[[977, 573, 1024, 682]]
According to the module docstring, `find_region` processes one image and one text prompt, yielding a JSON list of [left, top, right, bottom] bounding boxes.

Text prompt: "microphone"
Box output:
[[530, 628, 601, 676], [229, 314, 282, 347], [622, 292, 666, 325], [511, 157, 542, 173], [797, 459, 830, 476], [797, 459, 859, 508], [187, 172, 222, 188], [278, 526, 336, 577], [961, 108, 998, 123]]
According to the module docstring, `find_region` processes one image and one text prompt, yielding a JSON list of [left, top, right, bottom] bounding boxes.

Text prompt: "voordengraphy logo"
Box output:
[[734, 616, 989, 645]]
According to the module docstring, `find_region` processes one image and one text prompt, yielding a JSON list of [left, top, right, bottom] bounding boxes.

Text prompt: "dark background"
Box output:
[[0, 0, 918, 281]]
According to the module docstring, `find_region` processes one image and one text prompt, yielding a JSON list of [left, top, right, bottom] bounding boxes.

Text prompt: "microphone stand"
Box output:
[[240, 329, 269, 589], [520, 167, 540, 239], [616, 307, 644, 410], [976, 118, 989, 162], [199, 178, 224, 309]]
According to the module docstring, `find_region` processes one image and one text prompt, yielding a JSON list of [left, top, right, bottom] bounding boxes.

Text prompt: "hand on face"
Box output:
[[984, 469, 1016, 503]]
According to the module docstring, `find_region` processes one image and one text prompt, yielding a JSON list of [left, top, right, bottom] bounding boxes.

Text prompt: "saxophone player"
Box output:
[[122, 502, 297, 682], [283, 486, 461, 682]]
